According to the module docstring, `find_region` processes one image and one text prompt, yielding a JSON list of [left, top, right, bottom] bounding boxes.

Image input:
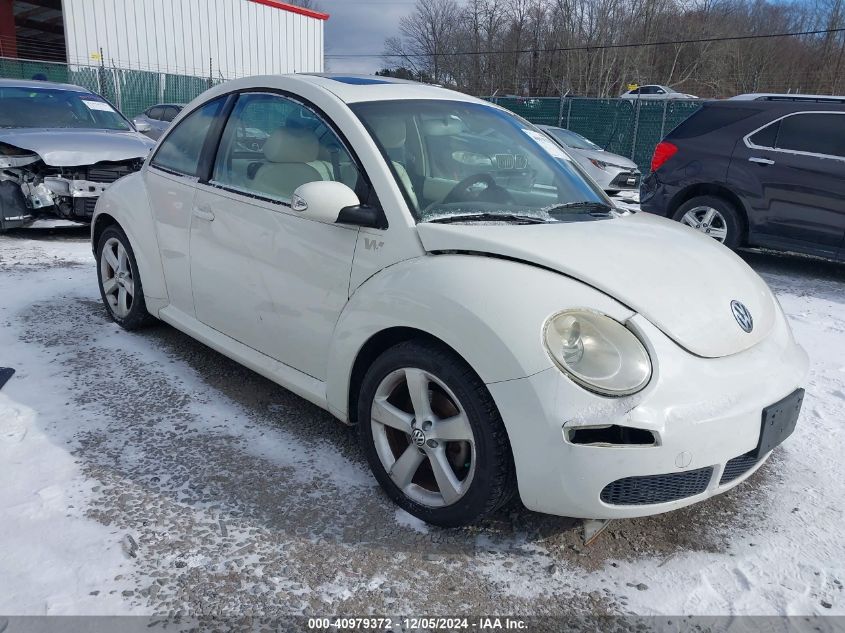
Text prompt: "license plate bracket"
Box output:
[[753, 388, 804, 459]]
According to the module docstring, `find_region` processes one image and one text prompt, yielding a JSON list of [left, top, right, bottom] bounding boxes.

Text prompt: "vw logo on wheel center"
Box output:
[[411, 428, 427, 447], [731, 300, 754, 333]]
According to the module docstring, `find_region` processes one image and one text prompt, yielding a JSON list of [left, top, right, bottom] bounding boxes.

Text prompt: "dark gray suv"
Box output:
[[641, 100, 845, 261]]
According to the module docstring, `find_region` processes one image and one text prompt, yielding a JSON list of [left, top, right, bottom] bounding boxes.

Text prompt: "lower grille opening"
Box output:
[[720, 452, 760, 485], [601, 466, 714, 505], [568, 424, 656, 446]]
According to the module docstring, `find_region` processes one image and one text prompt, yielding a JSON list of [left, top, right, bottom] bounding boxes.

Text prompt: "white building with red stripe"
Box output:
[[3, 0, 328, 78]]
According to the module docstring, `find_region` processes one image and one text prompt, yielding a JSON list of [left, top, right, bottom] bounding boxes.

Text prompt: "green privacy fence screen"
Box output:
[[489, 96, 702, 172], [0, 57, 222, 119]]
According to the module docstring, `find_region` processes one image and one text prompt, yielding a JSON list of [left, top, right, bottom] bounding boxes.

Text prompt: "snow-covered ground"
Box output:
[[0, 223, 843, 617]]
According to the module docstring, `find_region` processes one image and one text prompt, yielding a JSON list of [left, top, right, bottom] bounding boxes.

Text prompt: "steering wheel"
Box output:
[[442, 172, 514, 205]]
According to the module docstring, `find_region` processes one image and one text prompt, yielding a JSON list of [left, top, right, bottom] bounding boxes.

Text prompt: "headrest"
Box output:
[[421, 115, 465, 136], [373, 118, 407, 149], [263, 127, 320, 163]]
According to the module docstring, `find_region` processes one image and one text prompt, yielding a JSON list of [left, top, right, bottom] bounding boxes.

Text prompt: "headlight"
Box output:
[[543, 310, 652, 396]]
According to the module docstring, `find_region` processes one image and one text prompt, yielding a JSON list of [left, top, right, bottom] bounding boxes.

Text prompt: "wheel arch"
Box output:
[[345, 326, 467, 426], [91, 212, 119, 252], [92, 173, 168, 305], [325, 254, 632, 425], [669, 183, 750, 242]]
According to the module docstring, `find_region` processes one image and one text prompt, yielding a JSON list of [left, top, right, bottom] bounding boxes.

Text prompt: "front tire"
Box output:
[[673, 195, 743, 249], [96, 225, 154, 330], [358, 340, 517, 527]]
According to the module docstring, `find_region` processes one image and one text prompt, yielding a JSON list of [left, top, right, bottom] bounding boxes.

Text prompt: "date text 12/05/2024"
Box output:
[[307, 617, 528, 630]]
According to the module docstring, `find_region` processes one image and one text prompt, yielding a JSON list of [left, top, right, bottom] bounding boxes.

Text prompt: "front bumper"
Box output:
[[487, 308, 808, 519], [605, 168, 641, 191]]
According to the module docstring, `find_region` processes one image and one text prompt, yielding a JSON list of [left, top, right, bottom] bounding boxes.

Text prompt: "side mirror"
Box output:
[[291, 181, 383, 228], [291, 181, 360, 224], [135, 121, 152, 133]]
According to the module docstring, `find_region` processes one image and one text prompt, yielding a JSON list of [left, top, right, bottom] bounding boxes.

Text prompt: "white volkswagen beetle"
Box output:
[[91, 74, 808, 527]]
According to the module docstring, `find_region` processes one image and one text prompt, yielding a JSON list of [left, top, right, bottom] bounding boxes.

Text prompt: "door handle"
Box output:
[[748, 157, 775, 165], [192, 206, 215, 221]]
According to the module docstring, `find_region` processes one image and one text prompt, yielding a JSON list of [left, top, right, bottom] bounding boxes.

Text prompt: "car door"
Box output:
[[144, 96, 229, 316], [189, 91, 364, 380], [735, 111, 845, 257]]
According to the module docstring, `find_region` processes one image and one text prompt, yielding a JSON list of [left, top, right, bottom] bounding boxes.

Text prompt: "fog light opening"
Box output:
[[567, 425, 656, 447]]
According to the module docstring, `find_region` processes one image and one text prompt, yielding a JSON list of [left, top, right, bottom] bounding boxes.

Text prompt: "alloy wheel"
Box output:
[[370, 368, 476, 508], [100, 237, 135, 318], [680, 205, 728, 242]]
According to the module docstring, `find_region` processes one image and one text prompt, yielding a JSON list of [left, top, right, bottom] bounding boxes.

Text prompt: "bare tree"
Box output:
[[383, 0, 845, 97]]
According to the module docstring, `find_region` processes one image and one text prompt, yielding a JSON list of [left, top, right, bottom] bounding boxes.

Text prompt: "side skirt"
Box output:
[[158, 305, 331, 413]]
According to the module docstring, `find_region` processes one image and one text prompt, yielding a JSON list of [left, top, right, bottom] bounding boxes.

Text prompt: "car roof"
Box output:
[[664, 99, 845, 142], [701, 99, 845, 112], [0, 77, 93, 93], [300, 73, 485, 104], [729, 93, 845, 102], [190, 73, 486, 106]]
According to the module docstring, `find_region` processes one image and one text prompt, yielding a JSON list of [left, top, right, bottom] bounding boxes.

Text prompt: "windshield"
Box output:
[[0, 87, 132, 131], [351, 99, 609, 223], [544, 127, 601, 151]]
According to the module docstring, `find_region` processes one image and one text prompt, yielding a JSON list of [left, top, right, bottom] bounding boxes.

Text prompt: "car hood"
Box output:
[[571, 148, 639, 171], [416, 212, 776, 358], [0, 128, 155, 166]]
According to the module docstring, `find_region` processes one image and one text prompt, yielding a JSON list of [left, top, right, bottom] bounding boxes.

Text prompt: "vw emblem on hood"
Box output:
[[731, 300, 753, 333]]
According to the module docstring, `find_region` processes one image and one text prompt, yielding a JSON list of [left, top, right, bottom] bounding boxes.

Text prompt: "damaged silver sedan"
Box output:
[[0, 78, 155, 231]]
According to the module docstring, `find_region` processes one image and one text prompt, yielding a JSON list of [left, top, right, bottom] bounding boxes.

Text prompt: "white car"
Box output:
[[537, 125, 641, 193], [620, 85, 698, 99], [91, 74, 808, 527]]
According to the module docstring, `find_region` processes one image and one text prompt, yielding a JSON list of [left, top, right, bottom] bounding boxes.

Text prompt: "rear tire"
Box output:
[[673, 195, 743, 249], [96, 225, 155, 330], [358, 340, 517, 527]]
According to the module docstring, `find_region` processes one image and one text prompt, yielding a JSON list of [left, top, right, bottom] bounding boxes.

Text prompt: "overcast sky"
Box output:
[[318, 0, 417, 74]]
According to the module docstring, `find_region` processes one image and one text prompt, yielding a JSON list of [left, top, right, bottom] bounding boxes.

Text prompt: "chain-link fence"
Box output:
[[490, 96, 702, 172], [0, 57, 222, 118]]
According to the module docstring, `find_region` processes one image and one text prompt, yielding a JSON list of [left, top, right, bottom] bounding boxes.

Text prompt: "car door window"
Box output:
[[776, 113, 845, 158], [148, 106, 164, 120], [151, 97, 226, 177], [211, 92, 362, 202], [162, 106, 180, 122]]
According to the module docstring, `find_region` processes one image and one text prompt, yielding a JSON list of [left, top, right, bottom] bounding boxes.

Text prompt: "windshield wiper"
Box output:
[[547, 201, 615, 215], [428, 213, 549, 224]]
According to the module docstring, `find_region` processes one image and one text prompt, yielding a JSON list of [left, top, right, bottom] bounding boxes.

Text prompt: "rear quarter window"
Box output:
[[748, 121, 779, 148], [668, 106, 758, 139]]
